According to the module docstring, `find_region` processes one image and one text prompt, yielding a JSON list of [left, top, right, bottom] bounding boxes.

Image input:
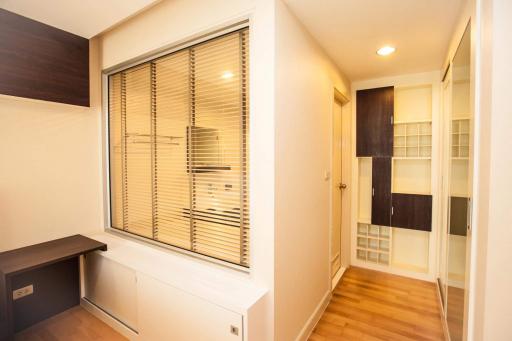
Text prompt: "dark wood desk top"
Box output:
[[0, 235, 107, 276]]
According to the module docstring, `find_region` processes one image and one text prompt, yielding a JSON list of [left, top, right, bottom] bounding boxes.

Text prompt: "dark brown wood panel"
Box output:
[[356, 86, 394, 157], [450, 196, 468, 236], [12, 257, 79, 332], [0, 235, 107, 277], [371, 157, 392, 226], [0, 9, 89, 106], [391, 193, 432, 232], [0, 235, 106, 340]]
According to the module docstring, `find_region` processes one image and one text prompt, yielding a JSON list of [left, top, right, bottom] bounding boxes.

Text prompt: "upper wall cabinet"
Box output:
[[0, 9, 89, 107], [356, 86, 394, 157]]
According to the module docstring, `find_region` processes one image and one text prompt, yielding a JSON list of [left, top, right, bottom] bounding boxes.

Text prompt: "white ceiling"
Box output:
[[0, 0, 160, 38], [283, 0, 464, 81]]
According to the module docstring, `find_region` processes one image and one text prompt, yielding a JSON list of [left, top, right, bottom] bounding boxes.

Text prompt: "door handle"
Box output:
[[338, 183, 347, 190]]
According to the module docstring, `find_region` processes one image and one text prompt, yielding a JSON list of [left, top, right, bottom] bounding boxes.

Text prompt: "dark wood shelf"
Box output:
[[0, 235, 107, 277]]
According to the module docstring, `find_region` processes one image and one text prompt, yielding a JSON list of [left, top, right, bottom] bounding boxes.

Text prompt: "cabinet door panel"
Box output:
[[391, 193, 432, 231], [84, 252, 138, 330], [137, 274, 243, 341], [371, 157, 392, 226], [356, 86, 394, 157]]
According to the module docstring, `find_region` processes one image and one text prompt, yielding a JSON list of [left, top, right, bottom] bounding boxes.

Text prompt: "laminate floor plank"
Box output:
[[14, 306, 127, 341], [310, 267, 445, 341]]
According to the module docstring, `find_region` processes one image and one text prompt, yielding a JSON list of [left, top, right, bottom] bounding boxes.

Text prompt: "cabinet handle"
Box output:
[[391, 115, 394, 125], [372, 187, 375, 196]]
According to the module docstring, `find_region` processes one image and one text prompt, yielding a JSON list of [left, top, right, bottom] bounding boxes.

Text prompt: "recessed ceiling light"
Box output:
[[377, 46, 396, 56], [221, 71, 234, 79]]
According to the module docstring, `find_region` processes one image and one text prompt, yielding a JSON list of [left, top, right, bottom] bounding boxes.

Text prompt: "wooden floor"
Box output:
[[310, 267, 445, 341], [446, 286, 464, 341], [15, 306, 127, 341]]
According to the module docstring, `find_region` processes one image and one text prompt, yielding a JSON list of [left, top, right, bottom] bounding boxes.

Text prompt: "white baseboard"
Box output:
[[81, 298, 138, 340], [331, 266, 346, 290], [295, 290, 332, 341]]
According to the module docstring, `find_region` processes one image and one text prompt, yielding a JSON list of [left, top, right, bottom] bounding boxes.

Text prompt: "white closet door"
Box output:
[[84, 252, 138, 330]]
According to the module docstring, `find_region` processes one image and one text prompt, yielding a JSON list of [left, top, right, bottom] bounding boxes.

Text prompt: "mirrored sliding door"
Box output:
[[445, 22, 472, 341]]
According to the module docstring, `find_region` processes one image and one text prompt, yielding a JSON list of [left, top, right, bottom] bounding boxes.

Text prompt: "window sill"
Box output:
[[85, 232, 266, 314]]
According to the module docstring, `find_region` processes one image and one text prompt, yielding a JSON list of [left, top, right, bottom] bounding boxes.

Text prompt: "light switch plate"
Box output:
[[324, 171, 331, 181], [13, 284, 33, 300]]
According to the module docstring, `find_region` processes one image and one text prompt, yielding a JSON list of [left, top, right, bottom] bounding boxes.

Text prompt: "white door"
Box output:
[[331, 99, 344, 277]]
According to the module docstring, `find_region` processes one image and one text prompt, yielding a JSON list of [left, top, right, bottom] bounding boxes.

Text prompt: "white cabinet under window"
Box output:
[[83, 234, 266, 341]]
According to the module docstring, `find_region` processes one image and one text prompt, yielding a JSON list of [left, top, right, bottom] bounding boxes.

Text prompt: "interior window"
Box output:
[[108, 28, 250, 267]]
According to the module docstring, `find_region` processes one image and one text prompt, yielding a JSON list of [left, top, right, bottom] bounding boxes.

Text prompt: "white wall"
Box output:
[[274, 1, 350, 340], [98, 0, 277, 339], [0, 38, 103, 251]]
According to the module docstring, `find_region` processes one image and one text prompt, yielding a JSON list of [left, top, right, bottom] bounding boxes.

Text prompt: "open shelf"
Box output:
[[356, 223, 391, 265], [392, 158, 431, 195], [451, 118, 470, 159], [394, 121, 432, 158]]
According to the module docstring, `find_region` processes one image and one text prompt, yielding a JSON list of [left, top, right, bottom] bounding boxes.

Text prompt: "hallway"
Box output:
[[310, 267, 445, 340]]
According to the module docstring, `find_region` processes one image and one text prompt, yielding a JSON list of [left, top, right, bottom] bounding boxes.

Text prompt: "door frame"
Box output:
[[438, 64, 452, 315], [329, 87, 350, 290]]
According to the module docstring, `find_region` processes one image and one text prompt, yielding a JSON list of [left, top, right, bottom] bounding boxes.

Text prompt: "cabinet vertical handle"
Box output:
[[372, 187, 375, 196]]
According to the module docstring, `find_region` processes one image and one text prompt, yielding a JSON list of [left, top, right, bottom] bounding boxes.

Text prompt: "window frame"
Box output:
[[101, 21, 250, 272]]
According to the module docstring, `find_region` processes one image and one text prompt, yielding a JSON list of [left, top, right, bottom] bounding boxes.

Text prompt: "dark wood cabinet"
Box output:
[[0, 9, 89, 107], [391, 193, 432, 232], [356, 86, 394, 157], [371, 157, 392, 226]]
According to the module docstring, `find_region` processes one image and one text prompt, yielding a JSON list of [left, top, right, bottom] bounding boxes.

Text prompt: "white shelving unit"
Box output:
[[452, 118, 470, 159], [356, 223, 392, 265], [393, 120, 432, 158]]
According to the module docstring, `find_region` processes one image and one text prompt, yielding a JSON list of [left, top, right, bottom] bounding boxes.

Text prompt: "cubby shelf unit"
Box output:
[[452, 118, 470, 159], [356, 223, 392, 265], [393, 120, 432, 158]]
